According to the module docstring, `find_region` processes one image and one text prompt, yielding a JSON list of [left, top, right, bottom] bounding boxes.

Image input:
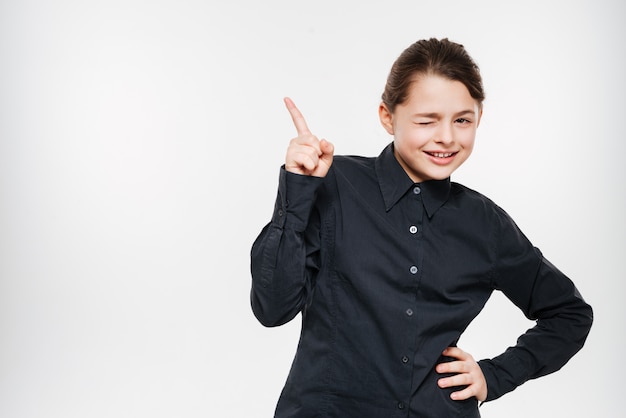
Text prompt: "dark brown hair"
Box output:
[[381, 38, 485, 113]]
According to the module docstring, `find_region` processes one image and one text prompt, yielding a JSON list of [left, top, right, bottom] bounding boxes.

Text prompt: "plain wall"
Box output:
[[0, 0, 623, 416]]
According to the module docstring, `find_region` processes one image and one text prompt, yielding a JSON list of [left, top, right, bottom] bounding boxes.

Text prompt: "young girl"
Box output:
[[250, 38, 592, 417]]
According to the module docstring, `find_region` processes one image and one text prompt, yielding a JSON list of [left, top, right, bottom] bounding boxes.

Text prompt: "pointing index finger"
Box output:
[[284, 97, 311, 135]]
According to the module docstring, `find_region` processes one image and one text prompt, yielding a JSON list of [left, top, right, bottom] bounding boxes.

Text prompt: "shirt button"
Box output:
[[397, 401, 405, 410], [405, 308, 413, 316], [402, 356, 409, 363], [409, 225, 418, 234], [413, 186, 421, 195], [278, 209, 284, 217], [410, 265, 418, 274]]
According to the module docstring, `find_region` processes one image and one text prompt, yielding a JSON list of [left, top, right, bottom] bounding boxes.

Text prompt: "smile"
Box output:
[[426, 152, 457, 158]]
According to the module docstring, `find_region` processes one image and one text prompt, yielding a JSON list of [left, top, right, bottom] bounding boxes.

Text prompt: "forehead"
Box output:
[[403, 74, 477, 111]]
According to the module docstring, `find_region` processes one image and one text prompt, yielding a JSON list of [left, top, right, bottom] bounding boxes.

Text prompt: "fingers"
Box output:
[[284, 97, 311, 136], [285, 136, 334, 176], [436, 347, 488, 402], [286, 140, 322, 174], [446, 385, 479, 401], [283, 97, 334, 177], [441, 346, 467, 360], [437, 369, 473, 389], [319, 138, 334, 165]]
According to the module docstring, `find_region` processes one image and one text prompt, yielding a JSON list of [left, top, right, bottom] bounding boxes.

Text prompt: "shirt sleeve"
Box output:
[[250, 167, 324, 327], [478, 207, 593, 401]]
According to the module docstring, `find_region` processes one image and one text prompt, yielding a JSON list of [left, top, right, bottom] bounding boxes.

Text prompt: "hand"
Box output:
[[436, 346, 487, 402], [284, 97, 334, 177]]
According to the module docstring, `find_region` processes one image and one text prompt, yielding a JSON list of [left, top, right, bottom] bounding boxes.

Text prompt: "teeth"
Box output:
[[431, 152, 453, 158]]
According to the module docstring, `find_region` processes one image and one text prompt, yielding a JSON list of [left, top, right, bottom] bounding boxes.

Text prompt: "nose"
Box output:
[[435, 123, 453, 145]]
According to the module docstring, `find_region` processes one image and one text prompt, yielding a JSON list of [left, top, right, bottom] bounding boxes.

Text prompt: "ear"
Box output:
[[378, 103, 394, 135], [476, 106, 483, 128]]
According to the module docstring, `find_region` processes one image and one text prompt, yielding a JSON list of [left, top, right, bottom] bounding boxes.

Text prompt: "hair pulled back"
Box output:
[[382, 38, 485, 113]]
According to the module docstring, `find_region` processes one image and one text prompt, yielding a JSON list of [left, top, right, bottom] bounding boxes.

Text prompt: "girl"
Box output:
[[250, 38, 592, 417]]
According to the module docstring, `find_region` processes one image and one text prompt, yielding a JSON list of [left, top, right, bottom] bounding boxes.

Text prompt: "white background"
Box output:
[[0, 0, 623, 417]]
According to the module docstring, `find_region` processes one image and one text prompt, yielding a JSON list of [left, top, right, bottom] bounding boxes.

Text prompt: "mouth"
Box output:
[[424, 151, 458, 165], [426, 151, 456, 158]]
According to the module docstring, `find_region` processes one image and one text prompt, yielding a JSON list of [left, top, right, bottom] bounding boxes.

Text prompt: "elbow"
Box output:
[[250, 290, 298, 328], [254, 313, 290, 328], [573, 293, 594, 340], [252, 304, 288, 328], [559, 299, 594, 349], [581, 301, 594, 341]]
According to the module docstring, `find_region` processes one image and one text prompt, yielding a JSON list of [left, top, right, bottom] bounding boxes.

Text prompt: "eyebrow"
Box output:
[[413, 110, 476, 118]]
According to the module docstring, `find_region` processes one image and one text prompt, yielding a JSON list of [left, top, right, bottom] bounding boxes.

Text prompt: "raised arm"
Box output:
[[250, 98, 333, 327]]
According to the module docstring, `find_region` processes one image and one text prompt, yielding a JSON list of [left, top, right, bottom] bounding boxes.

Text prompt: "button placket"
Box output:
[[395, 185, 421, 414], [408, 185, 422, 281]]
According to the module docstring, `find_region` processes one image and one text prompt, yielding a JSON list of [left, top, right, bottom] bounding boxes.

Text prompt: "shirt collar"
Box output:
[[375, 143, 451, 218]]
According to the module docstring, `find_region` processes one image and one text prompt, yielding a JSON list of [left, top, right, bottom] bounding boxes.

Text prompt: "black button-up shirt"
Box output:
[[250, 143, 592, 418]]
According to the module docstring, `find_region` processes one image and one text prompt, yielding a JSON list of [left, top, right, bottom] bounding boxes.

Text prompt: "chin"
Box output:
[[427, 172, 454, 181]]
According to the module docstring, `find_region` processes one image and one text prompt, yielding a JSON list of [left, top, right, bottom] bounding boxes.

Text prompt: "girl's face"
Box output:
[[379, 74, 482, 183]]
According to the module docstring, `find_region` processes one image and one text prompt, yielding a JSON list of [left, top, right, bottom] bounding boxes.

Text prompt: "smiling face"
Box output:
[[379, 74, 482, 183]]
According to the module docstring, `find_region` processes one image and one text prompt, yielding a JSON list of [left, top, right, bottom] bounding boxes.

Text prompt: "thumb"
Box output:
[[320, 139, 334, 164], [320, 139, 334, 157]]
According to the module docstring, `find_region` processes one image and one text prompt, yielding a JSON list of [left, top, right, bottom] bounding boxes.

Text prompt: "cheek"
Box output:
[[396, 128, 431, 148], [459, 130, 476, 149]]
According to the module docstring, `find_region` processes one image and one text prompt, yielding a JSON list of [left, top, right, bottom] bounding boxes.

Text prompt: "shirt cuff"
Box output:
[[271, 166, 324, 231], [478, 353, 531, 402]]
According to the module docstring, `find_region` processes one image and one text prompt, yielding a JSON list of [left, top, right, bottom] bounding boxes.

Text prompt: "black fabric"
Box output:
[[250, 142, 592, 418]]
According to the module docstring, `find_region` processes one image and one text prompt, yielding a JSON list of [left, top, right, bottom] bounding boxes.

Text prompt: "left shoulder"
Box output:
[[448, 182, 513, 223], [451, 182, 530, 242], [450, 182, 498, 209]]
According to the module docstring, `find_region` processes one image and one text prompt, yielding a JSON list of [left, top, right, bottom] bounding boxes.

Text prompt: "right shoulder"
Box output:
[[331, 154, 377, 178], [319, 154, 379, 199]]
